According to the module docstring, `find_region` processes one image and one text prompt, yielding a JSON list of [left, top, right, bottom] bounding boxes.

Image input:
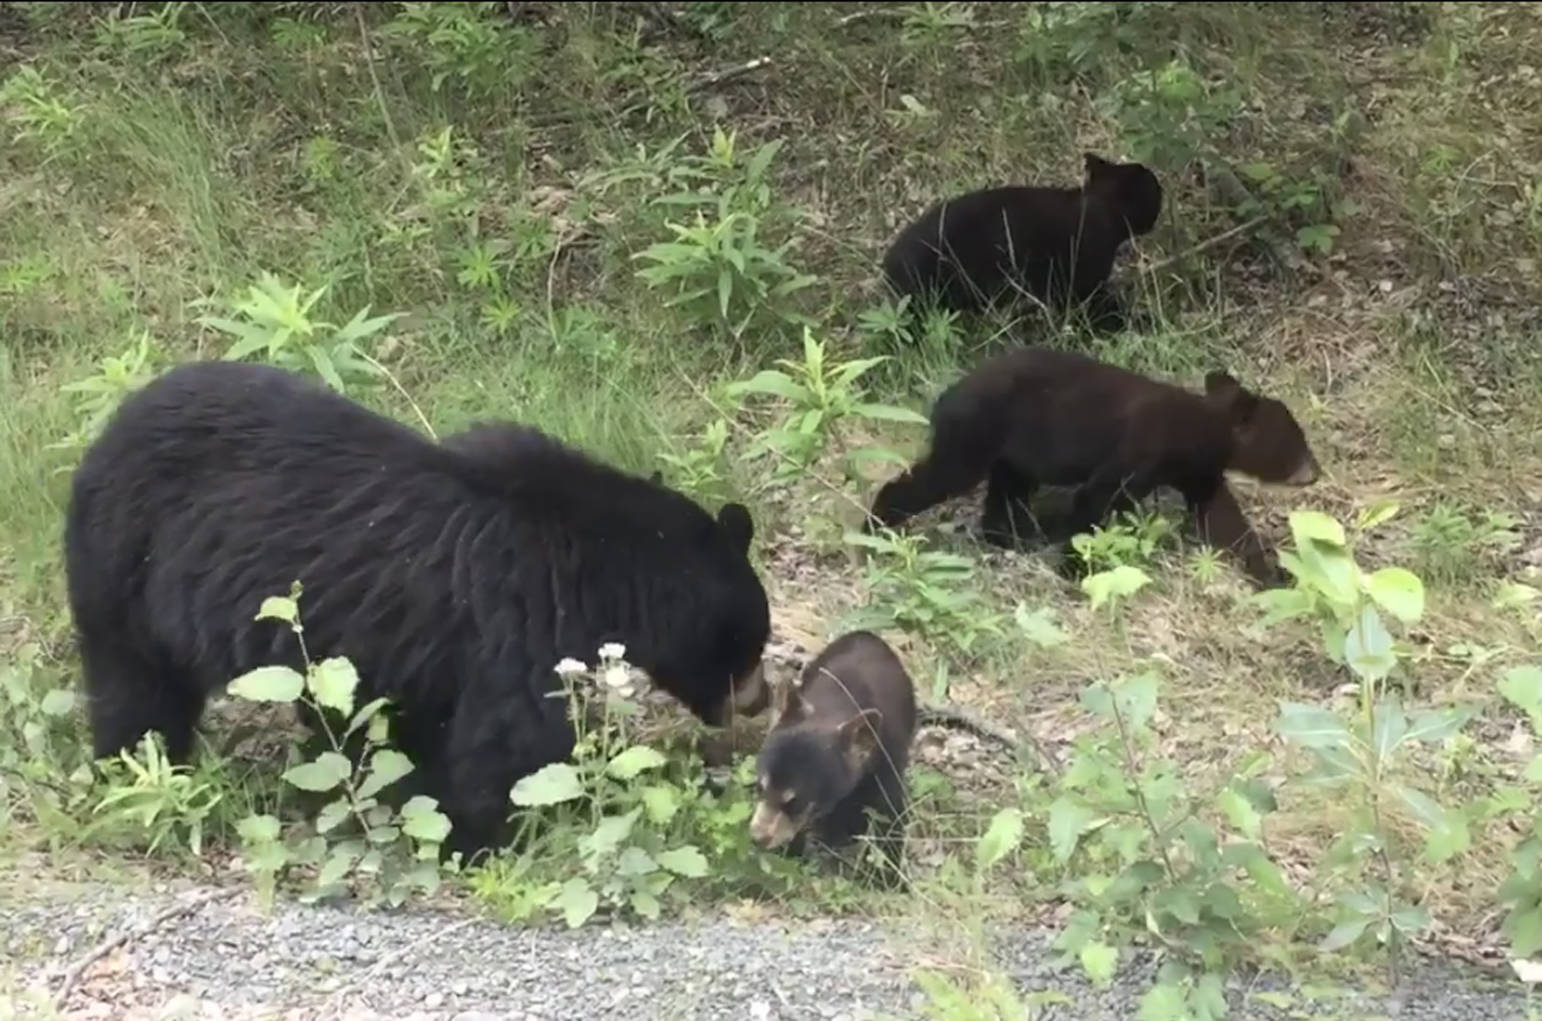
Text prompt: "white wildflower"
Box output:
[[1511, 958, 1542, 984], [602, 663, 635, 697], [554, 657, 588, 677], [598, 642, 627, 662]]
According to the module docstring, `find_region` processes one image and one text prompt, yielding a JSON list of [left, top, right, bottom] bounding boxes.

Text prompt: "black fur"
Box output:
[[64, 360, 771, 858], [866, 348, 1321, 587], [882, 153, 1163, 332], [751, 631, 917, 885]]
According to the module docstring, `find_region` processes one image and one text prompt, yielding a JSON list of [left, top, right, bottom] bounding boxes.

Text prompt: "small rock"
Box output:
[[423, 992, 444, 1009]]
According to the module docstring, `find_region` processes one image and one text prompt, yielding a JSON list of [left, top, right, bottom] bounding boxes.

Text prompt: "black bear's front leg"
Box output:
[[980, 461, 1041, 548], [1055, 464, 1161, 577], [1189, 481, 1286, 589]]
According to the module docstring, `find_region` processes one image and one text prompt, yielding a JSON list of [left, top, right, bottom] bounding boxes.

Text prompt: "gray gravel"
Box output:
[[0, 878, 1528, 1020]]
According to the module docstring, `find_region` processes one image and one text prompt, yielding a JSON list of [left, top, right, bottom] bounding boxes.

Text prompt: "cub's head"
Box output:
[[1084, 153, 1164, 238], [1205, 371, 1322, 487], [748, 683, 883, 850]]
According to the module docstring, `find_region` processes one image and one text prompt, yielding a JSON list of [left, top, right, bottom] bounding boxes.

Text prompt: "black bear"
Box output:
[[865, 348, 1321, 587], [881, 153, 1163, 333], [749, 631, 917, 886], [64, 360, 772, 858]]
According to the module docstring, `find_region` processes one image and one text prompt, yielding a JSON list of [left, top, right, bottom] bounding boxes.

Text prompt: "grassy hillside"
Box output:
[[3, 1, 1541, 1013]]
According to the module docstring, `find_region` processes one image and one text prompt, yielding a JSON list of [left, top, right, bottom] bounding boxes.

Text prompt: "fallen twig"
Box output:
[[689, 56, 772, 92], [1141, 213, 1272, 277], [918, 703, 1063, 775], [54, 886, 245, 1011]]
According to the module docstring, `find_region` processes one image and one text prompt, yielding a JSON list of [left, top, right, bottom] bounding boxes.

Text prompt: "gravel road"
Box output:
[[0, 874, 1528, 1020]]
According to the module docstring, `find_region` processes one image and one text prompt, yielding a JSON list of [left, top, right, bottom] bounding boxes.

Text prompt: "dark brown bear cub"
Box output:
[[882, 153, 1163, 332], [749, 631, 917, 886], [866, 348, 1322, 587]]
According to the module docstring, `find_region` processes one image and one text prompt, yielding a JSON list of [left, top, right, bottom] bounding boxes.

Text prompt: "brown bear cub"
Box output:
[[881, 153, 1163, 332], [750, 631, 917, 886], [865, 348, 1322, 587]]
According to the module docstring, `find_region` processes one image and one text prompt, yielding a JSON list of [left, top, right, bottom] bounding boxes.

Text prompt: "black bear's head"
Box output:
[[1084, 153, 1164, 238], [1205, 371, 1322, 488], [748, 683, 882, 850]]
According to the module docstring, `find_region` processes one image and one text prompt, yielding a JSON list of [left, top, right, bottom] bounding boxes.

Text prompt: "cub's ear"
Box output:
[[838, 707, 884, 773], [716, 502, 755, 554], [775, 679, 811, 724], [1206, 371, 1259, 423], [1084, 152, 1115, 178]]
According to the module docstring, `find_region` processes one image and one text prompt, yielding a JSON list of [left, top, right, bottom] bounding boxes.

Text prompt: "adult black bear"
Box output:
[[865, 348, 1321, 587], [881, 153, 1163, 332], [64, 360, 772, 858], [749, 631, 917, 886]]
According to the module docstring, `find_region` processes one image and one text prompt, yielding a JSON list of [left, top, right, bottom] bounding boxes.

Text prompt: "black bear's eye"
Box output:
[[782, 794, 802, 815]]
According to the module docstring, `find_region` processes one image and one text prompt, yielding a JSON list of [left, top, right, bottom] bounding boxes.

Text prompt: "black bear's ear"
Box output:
[[716, 502, 755, 554], [648, 470, 664, 484], [838, 707, 884, 773], [1084, 153, 1114, 179], [1206, 371, 1259, 423]]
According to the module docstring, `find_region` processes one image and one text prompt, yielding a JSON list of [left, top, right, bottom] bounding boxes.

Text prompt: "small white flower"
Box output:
[[599, 642, 627, 662], [554, 657, 588, 677], [602, 663, 635, 697]]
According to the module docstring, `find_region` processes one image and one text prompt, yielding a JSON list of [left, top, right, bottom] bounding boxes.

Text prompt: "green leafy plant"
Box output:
[[1412, 500, 1522, 586], [0, 644, 94, 832], [1070, 511, 1176, 576], [196, 273, 403, 394], [0, 65, 86, 160], [226, 585, 456, 909], [1495, 664, 1542, 957], [49, 329, 158, 454], [1254, 505, 1426, 685], [92, 3, 188, 62], [979, 671, 1292, 1021], [1258, 508, 1471, 976], [86, 732, 225, 858], [381, 2, 539, 101], [656, 419, 732, 498], [844, 529, 1004, 663], [498, 644, 742, 927], [725, 327, 929, 487]]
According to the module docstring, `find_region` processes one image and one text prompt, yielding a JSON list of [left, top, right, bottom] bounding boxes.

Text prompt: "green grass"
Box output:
[[3, 0, 1542, 1009]]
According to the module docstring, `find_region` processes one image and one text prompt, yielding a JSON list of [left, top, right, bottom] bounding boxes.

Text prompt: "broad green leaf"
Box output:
[[1276, 702, 1352, 750], [630, 890, 662, 921], [1252, 585, 1314, 626], [1080, 672, 1158, 731], [851, 402, 931, 425], [1048, 797, 1096, 863], [976, 808, 1024, 871], [39, 689, 76, 716], [228, 665, 305, 704], [557, 878, 599, 929], [1015, 604, 1069, 648], [1404, 706, 1472, 744], [640, 784, 680, 826], [617, 846, 657, 877], [725, 369, 808, 403], [317, 845, 357, 889], [1370, 699, 1408, 762], [255, 596, 298, 625], [1137, 982, 1186, 1021], [1079, 941, 1118, 987], [1390, 903, 1431, 936], [1319, 916, 1371, 951], [282, 752, 352, 792], [606, 745, 667, 781], [1344, 604, 1395, 683], [1391, 783, 1448, 832], [1289, 510, 1346, 548], [1365, 567, 1425, 623], [315, 797, 350, 835], [656, 845, 709, 878], [1082, 565, 1151, 611], [237, 813, 281, 844], [1423, 815, 1470, 863], [509, 763, 584, 806], [357, 749, 415, 799], [583, 810, 639, 857], [1500, 666, 1542, 732], [1217, 788, 1262, 840], [308, 657, 360, 715], [1506, 905, 1542, 957], [345, 697, 392, 739], [1356, 499, 1401, 532]]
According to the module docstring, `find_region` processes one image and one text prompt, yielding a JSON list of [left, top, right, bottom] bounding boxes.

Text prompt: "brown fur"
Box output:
[[749, 632, 917, 885], [866, 347, 1321, 586]]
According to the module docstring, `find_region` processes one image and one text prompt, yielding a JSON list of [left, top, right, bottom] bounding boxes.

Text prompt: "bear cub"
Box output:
[[749, 631, 917, 885], [866, 347, 1322, 587], [881, 153, 1163, 332]]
